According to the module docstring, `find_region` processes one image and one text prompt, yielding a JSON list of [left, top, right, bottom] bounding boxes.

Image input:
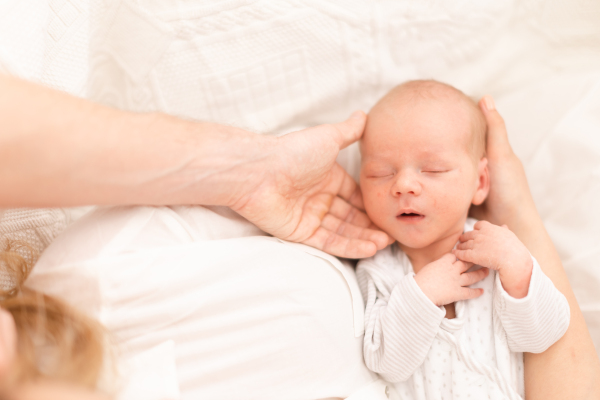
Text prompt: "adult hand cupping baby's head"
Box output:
[[232, 111, 393, 259], [469, 96, 537, 227]]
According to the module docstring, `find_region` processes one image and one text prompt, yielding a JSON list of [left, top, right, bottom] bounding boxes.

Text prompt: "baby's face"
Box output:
[[360, 95, 488, 250]]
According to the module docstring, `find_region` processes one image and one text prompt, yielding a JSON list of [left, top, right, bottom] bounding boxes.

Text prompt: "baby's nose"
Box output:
[[392, 170, 421, 196]]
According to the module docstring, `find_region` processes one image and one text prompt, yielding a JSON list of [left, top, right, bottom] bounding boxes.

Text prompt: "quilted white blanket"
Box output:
[[1, 0, 600, 364]]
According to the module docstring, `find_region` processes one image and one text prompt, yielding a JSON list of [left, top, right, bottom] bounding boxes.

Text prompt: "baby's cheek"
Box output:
[[363, 188, 388, 220], [434, 186, 469, 214]]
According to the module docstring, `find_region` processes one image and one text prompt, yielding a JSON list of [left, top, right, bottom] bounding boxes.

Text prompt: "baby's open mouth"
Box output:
[[397, 212, 425, 222]]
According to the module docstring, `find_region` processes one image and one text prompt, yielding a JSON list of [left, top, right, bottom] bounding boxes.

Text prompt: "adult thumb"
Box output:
[[330, 110, 367, 149], [478, 96, 512, 156]]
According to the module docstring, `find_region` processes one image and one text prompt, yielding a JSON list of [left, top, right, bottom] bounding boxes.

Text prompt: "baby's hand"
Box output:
[[453, 221, 533, 298], [414, 253, 489, 307]]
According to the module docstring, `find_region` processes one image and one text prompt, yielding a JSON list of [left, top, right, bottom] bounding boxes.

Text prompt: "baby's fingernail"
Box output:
[[483, 96, 495, 111]]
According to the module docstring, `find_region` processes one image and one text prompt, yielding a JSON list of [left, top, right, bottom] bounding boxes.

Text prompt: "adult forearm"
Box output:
[[0, 74, 386, 257], [499, 160, 600, 398], [512, 208, 600, 400], [0, 74, 275, 208], [476, 97, 600, 399]]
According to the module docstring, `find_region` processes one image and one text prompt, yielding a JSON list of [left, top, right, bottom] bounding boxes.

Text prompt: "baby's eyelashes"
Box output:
[[367, 174, 393, 179], [364, 169, 395, 178]]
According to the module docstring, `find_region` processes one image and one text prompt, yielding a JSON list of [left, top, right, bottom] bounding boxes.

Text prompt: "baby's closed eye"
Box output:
[[364, 168, 395, 178]]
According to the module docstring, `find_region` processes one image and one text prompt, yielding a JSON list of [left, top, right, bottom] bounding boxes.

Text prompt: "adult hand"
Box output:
[[231, 111, 392, 259], [0, 75, 391, 258], [471, 95, 600, 400], [469, 96, 537, 227]]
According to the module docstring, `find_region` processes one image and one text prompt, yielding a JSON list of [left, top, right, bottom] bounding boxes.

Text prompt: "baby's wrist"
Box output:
[[413, 273, 440, 306], [498, 256, 533, 298]]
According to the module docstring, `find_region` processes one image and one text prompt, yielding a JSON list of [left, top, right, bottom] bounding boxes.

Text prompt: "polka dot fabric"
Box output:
[[357, 218, 570, 400]]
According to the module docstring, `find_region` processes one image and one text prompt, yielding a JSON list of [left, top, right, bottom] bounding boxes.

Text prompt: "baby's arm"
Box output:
[[356, 253, 487, 381], [454, 221, 570, 352], [494, 257, 570, 352], [357, 258, 445, 382]]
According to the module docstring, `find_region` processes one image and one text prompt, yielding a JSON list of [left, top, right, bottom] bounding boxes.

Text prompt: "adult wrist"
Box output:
[[136, 113, 279, 208]]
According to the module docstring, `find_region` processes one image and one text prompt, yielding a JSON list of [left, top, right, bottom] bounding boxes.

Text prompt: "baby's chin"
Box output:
[[392, 232, 437, 250]]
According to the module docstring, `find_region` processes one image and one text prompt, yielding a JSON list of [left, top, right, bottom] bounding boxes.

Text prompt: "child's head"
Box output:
[[360, 80, 489, 250]]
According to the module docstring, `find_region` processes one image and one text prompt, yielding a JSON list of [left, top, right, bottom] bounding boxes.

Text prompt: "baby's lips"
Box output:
[[397, 207, 420, 214], [396, 209, 424, 218]]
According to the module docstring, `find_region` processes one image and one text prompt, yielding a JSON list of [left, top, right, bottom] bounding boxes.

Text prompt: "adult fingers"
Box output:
[[367, 222, 395, 245], [329, 196, 371, 228], [302, 226, 377, 258], [460, 268, 489, 287], [329, 110, 367, 150], [321, 213, 390, 250], [330, 176, 393, 245], [478, 96, 515, 159], [335, 170, 365, 210]]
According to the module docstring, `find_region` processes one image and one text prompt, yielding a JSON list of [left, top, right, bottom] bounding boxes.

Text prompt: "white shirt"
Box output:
[[356, 219, 570, 400], [25, 206, 379, 400]]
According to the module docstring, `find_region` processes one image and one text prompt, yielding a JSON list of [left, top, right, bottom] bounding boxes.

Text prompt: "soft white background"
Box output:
[[1, 0, 599, 354]]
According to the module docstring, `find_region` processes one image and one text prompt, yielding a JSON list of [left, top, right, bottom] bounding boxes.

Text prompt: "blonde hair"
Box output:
[[0, 240, 105, 390]]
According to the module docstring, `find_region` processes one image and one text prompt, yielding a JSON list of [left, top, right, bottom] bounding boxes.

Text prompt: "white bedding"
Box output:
[[1, 0, 600, 392]]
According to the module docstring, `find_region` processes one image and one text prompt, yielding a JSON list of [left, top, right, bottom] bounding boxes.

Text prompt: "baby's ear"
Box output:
[[471, 157, 490, 206]]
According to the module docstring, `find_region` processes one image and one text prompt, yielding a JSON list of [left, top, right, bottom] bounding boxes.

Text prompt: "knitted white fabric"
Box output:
[[0, 208, 69, 289]]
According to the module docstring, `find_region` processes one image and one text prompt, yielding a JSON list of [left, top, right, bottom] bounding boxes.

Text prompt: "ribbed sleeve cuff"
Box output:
[[389, 273, 446, 329], [494, 256, 570, 353], [495, 256, 541, 312]]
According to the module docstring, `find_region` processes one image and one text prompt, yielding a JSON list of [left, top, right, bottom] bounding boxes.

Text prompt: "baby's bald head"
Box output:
[[360, 81, 491, 248], [366, 80, 487, 160]]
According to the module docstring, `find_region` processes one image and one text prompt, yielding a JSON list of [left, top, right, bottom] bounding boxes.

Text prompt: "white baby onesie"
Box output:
[[356, 218, 570, 400]]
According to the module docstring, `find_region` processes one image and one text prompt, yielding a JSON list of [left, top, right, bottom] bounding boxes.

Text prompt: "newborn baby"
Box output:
[[356, 80, 569, 400]]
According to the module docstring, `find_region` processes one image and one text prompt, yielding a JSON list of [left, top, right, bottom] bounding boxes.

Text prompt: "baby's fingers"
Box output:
[[453, 247, 501, 271], [460, 268, 489, 287], [454, 259, 474, 273], [458, 230, 478, 243], [455, 240, 474, 250], [458, 287, 485, 301], [452, 248, 477, 264]]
